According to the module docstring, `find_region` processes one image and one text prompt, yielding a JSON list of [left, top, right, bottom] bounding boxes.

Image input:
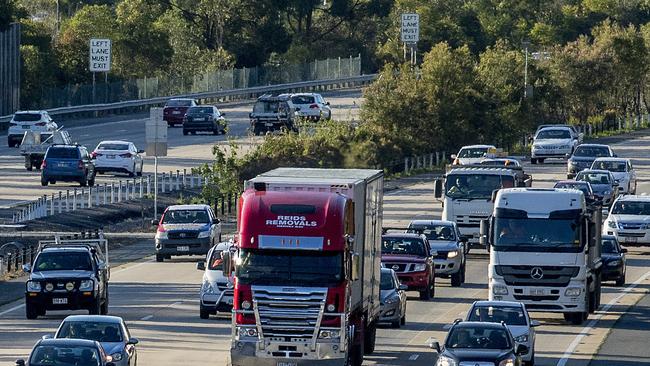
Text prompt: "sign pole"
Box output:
[[104, 72, 108, 103], [92, 72, 96, 104], [154, 155, 158, 219]]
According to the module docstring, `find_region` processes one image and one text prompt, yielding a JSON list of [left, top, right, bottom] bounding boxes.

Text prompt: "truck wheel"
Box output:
[[565, 312, 584, 325], [41, 179, 48, 187], [26, 304, 39, 319], [451, 269, 462, 287], [200, 306, 210, 319], [363, 322, 377, 354], [155, 253, 164, 262]]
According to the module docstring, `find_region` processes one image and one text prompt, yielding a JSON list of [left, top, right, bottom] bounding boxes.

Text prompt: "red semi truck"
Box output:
[[223, 168, 383, 366]]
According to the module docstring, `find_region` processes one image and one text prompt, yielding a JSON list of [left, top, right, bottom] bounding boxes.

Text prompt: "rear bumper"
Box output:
[[155, 237, 212, 256], [95, 160, 133, 172], [42, 171, 85, 181], [164, 115, 184, 124], [8, 134, 23, 144], [184, 123, 218, 132]]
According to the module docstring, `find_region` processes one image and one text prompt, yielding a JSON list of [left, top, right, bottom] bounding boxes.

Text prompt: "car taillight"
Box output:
[[322, 283, 346, 326], [77, 160, 84, 170], [41, 160, 47, 169], [309, 104, 319, 109], [90, 152, 97, 159], [119, 153, 133, 158], [34, 122, 46, 126], [234, 282, 255, 325]]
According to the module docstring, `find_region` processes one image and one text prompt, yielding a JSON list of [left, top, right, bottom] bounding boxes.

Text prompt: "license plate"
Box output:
[[177, 246, 190, 252], [22, 125, 30, 129], [265, 123, 273, 127], [107, 155, 115, 159], [529, 289, 546, 296], [625, 237, 638, 243], [53, 298, 68, 305], [173, 111, 181, 114], [58, 162, 68, 167], [277, 363, 297, 366], [196, 117, 205, 121]]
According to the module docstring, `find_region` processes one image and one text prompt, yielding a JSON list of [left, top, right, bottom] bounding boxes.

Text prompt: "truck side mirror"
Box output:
[[491, 189, 499, 202], [22, 264, 31, 273], [196, 261, 206, 271], [434, 179, 443, 199], [428, 341, 441, 353], [350, 253, 360, 281], [222, 251, 232, 276], [479, 219, 488, 247]]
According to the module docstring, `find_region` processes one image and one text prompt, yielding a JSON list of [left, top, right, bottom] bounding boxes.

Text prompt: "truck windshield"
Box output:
[[236, 249, 343, 286], [494, 218, 581, 252], [445, 174, 514, 200], [34, 252, 93, 271]]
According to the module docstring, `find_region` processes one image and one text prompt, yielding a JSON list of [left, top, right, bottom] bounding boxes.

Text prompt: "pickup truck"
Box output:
[[19, 129, 71, 171]]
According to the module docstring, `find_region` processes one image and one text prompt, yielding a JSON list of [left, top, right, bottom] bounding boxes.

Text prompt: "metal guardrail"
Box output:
[[0, 74, 377, 124]]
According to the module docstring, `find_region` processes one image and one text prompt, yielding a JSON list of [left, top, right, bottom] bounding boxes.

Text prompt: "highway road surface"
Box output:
[[1, 130, 650, 365], [0, 89, 363, 208]]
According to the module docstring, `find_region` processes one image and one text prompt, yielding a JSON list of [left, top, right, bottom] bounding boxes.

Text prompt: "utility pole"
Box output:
[[522, 40, 531, 99]]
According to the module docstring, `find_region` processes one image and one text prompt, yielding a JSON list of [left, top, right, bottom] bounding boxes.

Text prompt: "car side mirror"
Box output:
[[221, 113, 226, 117], [621, 248, 628, 253], [41, 334, 53, 340], [196, 261, 206, 271], [138, 149, 144, 154], [15, 359, 25, 366], [248, 112, 253, 118], [450, 154, 457, 160], [434, 179, 443, 199], [429, 341, 441, 353], [565, 153, 571, 159], [398, 284, 408, 291], [151, 219, 159, 227], [530, 320, 540, 327], [222, 251, 232, 277], [516, 344, 529, 356], [22, 264, 31, 273], [127, 337, 139, 345], [326, 101, 330, 106]]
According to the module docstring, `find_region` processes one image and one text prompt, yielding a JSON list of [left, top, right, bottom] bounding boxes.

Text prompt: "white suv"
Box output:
[[604, 195, 650, 245], [291, 93, 332, 121], [8, 111, 58, 147]]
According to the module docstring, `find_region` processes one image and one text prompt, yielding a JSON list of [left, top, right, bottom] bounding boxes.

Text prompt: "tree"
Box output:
[[0, 0, 18, 31]]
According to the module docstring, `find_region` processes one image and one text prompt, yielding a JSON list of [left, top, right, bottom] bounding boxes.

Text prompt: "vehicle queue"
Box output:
[[8, 122, 646, 366]]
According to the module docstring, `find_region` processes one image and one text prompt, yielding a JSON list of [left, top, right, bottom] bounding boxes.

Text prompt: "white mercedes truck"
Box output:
[[480, 188, 603, 325]]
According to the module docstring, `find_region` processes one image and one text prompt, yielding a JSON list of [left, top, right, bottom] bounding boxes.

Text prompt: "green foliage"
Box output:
[[1, 0, 18, 31]]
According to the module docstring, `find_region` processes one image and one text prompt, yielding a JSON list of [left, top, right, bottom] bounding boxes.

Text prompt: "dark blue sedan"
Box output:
[[601, 235, 627, 286]]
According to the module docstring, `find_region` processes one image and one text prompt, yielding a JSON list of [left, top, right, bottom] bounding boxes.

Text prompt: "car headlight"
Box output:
[[202, 281, 216, 294], [197, 230, 211, 238], [608, 260, 621, 266], [514, 334, 529, 343], [27, 281, 41, 292], [493, 285, 508, 295], [499, 358, 516, 366], [436, 355, 457, 366], [608, 221, 617, 228], [110, 353, 123, 361], [604, 191, 611, 195], [568, 160, 576, 167], [79, 280, 94, 291], [412, 263, 426, 272], [565, 287, 582, 296], [385, 295, 399, 304], [447, 250, 459, 259], [238, 327, 258, 338], [155, 231, 168, 240], [318, 330, 340, 339]]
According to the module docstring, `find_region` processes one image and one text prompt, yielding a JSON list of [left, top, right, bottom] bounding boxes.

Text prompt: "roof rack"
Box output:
[[37, 229, 108, 266]]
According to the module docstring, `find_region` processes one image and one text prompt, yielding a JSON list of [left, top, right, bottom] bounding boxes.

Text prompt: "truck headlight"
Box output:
[[241, 300, 252, 310], [499, 359, 516, 366], [565, 287, 582, 296], [608, 221, 617, 229], [514, 334, 529, 343], [238, 327, 258, 337], [412, 263, 426, 272], [110, 353, 123, 361], [319, 330, 340, 339], [79, 280, 94, 291], [197, 230, 211, 238], [436, 355, 457, 366], [608, 260, 620, 266], [493, 285, 508, 295], [27, 281, 41, 292], [447, 250, 459, 259]]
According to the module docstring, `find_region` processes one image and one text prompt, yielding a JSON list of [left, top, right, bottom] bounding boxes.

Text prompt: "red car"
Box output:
[[381, 232, 436, 300], [163, 98, 198, 127]]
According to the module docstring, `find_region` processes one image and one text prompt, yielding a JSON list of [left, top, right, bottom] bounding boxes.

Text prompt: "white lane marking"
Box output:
[[556, 269, 650, 366], [408, 354, 419, 360], [140, 315, 153, 321], [171, 301, 183, 307], [0, 303, 25, 317]]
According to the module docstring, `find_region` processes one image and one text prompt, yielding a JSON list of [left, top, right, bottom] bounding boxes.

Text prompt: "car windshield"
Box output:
[[162, 210, 209, 224], [14, 113, 43, 122], [166, 99, 193, 107], [382, 237, 427, 257], [573, 146, 611, 157], [554, 183, 590, 196], [494, 217, 582, 252], [236, 249, 343, 286], [468, 306, 527, 326], [602, 239, 619, 254], [380, 272, 395, 290], [592, 161, 626, 172], [30, 345, 101, 366], [34, 252, 92, 271], [291, 95, 315, 104], [57, 321, 123, 342], [458, 148, 489, 158], [446, 326, 512, 349], [97, 143, 128, 151], [408, 224, 456, 241], [611, 201, 650, 215], [208, 249, 224, 270], [46, 148, 79, 159], [537, 129, 571, 139], [576, 172, 610, 185], [187, 107, 213, 114], [445, 174, 514, 200]]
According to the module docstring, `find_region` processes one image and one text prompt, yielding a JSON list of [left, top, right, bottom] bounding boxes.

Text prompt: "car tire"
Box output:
[[451, 269, 462, 287], [80, 174, 88, 187], [155, 253, 164, 262], [129, 164, 136, 177], [41, 179, 48, 187], [616, 271, 626, 287], [100, 297, 109, 315], [526, 350, 535, 366], [363, 321, 377, 354], [400, 313, 406, 326], [461, 262, 466, 283], [346, 333, 364, 366], [531, 158, 537, 164], [390, 319, 400, 328], [213, 127, 219, 135], [183, 129, 188, 136], [25, 304, 39, 320], [200, 306, 210, 319]]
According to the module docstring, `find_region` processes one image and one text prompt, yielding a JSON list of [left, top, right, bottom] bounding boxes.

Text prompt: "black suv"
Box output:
[[249, 94, 297, 135], [23, 239, 110, 319], [431, 321, 528, 366]]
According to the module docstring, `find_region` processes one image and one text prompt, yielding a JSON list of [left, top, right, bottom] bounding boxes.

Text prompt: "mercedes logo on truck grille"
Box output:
[[530, 267, 544, 280]]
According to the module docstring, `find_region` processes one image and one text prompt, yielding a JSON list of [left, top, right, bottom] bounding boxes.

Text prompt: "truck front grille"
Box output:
[[252, 286, 327, 340], [167, 231, 199, 239], [496, 265, 579, 287]]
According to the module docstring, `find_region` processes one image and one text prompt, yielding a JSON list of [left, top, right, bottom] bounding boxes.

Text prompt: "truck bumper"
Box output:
[[433, 258, 461, 276], [489, 278, 587, 313], [231, 341, 346, 366], [155, 237, 212, 257]]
